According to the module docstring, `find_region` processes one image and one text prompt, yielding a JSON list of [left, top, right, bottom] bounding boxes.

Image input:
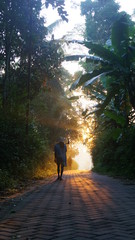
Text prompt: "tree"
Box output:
[[0, 0, 46, 108], [81, 0, 120, 44], [0, 0, 71, 186], [71, 14, 135, 118], [69, 12, 135, 178], [44, 0, 68, 22]]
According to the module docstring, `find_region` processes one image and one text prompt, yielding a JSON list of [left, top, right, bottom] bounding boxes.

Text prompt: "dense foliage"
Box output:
[[73, 0, 135, 178], [0, 0, 78, 190], [81, 0, 120, 44]]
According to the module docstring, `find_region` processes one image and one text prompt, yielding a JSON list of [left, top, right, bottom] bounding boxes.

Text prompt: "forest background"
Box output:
[[0, 0, 135, 191]]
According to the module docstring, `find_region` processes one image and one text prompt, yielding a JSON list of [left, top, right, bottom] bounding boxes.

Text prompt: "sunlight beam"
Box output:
[[74, 143, 93, 170]]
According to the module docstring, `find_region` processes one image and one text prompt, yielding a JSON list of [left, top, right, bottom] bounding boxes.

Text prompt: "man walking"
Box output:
[[54, 137, 67, 180]]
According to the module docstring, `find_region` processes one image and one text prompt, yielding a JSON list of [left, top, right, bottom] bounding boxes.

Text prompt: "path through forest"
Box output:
[[0, 170, 135, 239]]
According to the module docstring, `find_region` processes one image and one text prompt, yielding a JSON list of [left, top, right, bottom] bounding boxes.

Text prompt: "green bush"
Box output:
[[92, 126, 135, 179], [0, 113, 49, 179], [0, 170, 16, 191]]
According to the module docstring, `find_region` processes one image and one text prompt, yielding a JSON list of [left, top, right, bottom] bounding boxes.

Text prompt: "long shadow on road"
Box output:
[[0, 170, 135, 240]]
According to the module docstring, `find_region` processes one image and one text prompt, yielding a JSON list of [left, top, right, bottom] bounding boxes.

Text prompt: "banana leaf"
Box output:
[[84, 90, 115, 118], [84, 42, 122, 65], [111, 15, 129, 56], [104, 110, 126, 127], [47, 20, 63, 33], [70, 69, 112, 90], [89, 91, 106, 101], [64, 55, 90, 61], [84, 71, 113, 87], [110, 128, 122, 141]]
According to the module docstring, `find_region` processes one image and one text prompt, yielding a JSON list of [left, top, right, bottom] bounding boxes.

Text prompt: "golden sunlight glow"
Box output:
[[83, 133, 87, 141], [78, 97, 90, 110], [82, 127, 90, 141], [74, 143, 93, 170]]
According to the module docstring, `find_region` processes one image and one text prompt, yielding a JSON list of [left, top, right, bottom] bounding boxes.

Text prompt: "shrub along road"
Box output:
[[0, 170, 135, 239]]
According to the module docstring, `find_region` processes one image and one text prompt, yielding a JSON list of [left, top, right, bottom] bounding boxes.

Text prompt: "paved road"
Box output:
[[0, 170, 135, 240]]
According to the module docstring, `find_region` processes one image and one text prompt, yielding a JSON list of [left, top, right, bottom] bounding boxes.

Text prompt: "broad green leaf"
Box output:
[[84, 42, 122, 65], [90, 91, 106, 101], [70, 69, 111, 90], [70, 76, 83, 90], [112, 15, 129, 56], [104, 110, 126, 127], [85, 55, 104, 63], [85, 91, 115, 117], [111, 128, 122, 141], [84, 71, 113, 87], [64, 55, 90, 61]]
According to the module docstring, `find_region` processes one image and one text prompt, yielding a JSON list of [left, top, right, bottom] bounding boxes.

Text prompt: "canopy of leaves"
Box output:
[[81, 0, 120, 44], [44, 0, 68, 22], [0, 0, 78, 190], [75, 2, 135, 178]]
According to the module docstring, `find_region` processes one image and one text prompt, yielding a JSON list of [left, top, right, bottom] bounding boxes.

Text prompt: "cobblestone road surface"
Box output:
[[0, 170, 135, 240]]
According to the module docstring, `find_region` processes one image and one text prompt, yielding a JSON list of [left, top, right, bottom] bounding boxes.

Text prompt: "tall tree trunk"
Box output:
[[26, 50, 31, 135], [3, 42, 10, 109], [26, 0, 32, 135], [3, 4, 11, 110], [3, 0, 13, 111]]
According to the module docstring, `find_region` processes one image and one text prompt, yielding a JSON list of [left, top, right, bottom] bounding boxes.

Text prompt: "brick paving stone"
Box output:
[[0, 170, 135, 239]]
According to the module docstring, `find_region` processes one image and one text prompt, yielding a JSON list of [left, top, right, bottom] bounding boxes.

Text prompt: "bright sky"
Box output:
[[74, 143, 93, 170], [42, 0, 135, 29], [41, 0, 85, 40], [116, 0, 135, 15]]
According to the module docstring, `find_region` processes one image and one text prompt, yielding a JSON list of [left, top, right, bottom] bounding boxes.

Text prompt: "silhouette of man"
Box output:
[[54, 137, 67, 180]]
